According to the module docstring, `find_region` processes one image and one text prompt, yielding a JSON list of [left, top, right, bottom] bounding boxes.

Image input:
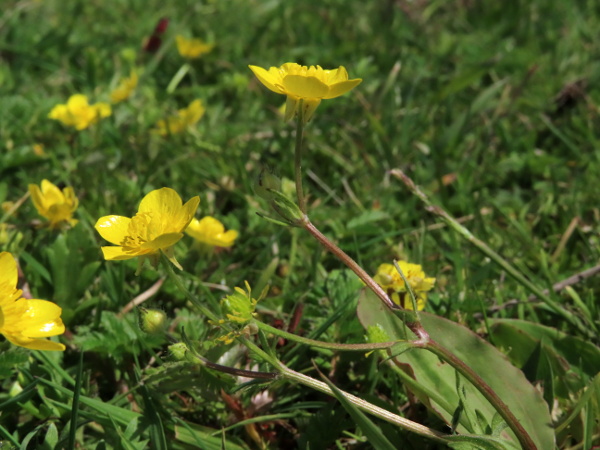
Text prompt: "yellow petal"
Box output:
[[179, 196, 201, 230], [41, 179, 66, 205], [138, 188, 181, 215], [19, 299, 65, 337], [67, 94, 90, 110], [142, 233, 184, 251], [324, 79, 362, 99], [28, 183, 47, 214], [281, 75, 329, 99], [95, 216, 131, 245], [0, 252, 17, 288], [325, 66, 349, 84], [248, 65, 282, 94], [4, 334, 65, 351], [101, 246, 136, 260]]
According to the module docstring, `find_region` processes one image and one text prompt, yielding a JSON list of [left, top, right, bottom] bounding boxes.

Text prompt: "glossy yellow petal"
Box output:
[[95, 215, 131, 245], [19, 299, 65, 337], [248, 65, 282, 94], [179, 196, 201, 228], [4, 334, 65, 351], [142, 232, 184, 251], [28, 183, 46, 214], [101, 246, 137, 260], [325, 66, 349, 84], [281, 75, 329, 99], [138, 187, 181, 215], [0, 252, 17, 288], [324, 79, 363, 99], [67, 94, 90, 110], [186, 217, 238, 247]]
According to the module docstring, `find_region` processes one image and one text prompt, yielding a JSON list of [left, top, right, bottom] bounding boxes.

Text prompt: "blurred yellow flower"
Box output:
[[373, 261, 436, 311], [28, 180, 78, 229], [32, 144, 46, 156], [110, 71, 138, 103], [176, 35, 214, 59], [95, 187, 200, 272], [248, 62, 362, 122], [185, 216, 238, 248], [0, 252, 65, 351], [153, 99, 205, 136], [48, 94, 111, 130]]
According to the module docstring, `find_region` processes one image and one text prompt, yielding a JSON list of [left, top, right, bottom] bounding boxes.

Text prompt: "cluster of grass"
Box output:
[[1, 0, 599, 448]]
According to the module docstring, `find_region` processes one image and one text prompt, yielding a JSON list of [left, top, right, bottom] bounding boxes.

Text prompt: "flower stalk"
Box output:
[[294, 100, 307, 213]]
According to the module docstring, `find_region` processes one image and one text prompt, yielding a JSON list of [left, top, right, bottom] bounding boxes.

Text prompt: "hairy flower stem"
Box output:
[[302, 218, 429, 342], [279, 364, 449, 444], [160, 254, 281, 368], [426, 338, 537, 450], [390, 168, 593, 339], [294, 101, 307, 213]]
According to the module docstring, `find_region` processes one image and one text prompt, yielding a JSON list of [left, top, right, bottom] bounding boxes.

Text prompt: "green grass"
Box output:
[[1, 0, 600, 448]]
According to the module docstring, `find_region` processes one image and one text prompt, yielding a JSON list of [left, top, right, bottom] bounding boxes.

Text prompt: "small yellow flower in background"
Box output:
[[185, 216, 238, 248], [32, 144, 46, 156], [248, 62, 362, 122], [0, 252, 65, 351], [110, 71, 138, 103], [48, 94, 111, 130], [95, 187, 200, 272], [153, 99, 205, 136], [176, 35, 214, 59], [28, 180, 78, 229], [373, 261, 436, 311]]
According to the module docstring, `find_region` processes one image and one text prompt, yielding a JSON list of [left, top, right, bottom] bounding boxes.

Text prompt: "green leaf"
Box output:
[[489, 319, 600, 384], [173, 419, 248, 450], [357, 290, 554, 449], [317, 370, 397, 450], [20, 251, 52, 284]]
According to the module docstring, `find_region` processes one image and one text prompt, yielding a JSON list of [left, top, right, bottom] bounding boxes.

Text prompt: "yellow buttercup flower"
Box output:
[[48, 94, 111, 130], [95, 187, 200, 272], [176, 35, 214, 59], [185, 216, 238, 248], [110, 71, 138, 103], [373, 261, 436, 311], [0, 252, 65, 351], [28, 180, 78, 229], [153, 99, 205, 136], [248, 62, 362, 122]]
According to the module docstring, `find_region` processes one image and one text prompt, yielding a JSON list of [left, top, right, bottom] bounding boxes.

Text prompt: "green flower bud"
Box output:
[[254, 168, 282, 201], [168, 343, 189, 361], [138, 308, 168, 334]]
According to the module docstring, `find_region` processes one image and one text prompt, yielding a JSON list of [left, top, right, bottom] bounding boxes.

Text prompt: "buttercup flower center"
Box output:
[[121, 213, 154, 250]]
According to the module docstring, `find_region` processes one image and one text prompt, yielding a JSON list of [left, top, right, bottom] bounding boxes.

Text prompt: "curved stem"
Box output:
[[253, 320, 414, 351], [302, 218, 429, 343], [426, 338, 537, 450], [300, 220, 536, 448], [294, 100, 307, 213], [166, 63, 191, 94], [279, 364, 449, 444]]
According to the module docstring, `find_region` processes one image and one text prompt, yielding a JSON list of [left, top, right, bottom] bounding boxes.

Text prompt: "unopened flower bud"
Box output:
[[168, 342, 188, 361], [254, 168, 282, 201], [138, 308, 168, 334]]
